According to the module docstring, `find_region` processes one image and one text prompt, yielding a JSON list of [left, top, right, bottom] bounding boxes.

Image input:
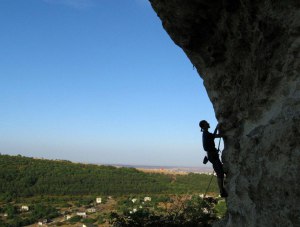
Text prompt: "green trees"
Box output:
[[0, 203, 58, 227], [109, 196, 218, 227], [31, 203, 59, 220], [3, 204, 18, 219], [0, 154, 218, 199], [0, 155, 224, 227]]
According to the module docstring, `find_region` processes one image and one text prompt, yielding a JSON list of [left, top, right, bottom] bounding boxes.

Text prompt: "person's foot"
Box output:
[[220, 190, 228, 198]]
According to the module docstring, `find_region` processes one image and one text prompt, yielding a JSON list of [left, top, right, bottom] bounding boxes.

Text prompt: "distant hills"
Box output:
[[0, 154, 218, 200]]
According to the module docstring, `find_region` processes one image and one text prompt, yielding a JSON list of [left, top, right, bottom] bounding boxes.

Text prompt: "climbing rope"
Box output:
[[203, 170, 215, 198]]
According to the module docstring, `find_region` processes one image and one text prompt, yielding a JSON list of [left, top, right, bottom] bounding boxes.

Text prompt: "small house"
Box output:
[[131, 198, 137, 203], [83, 224, 96, 227], [65, 215, 72, 220], [21, 205, 29, 211], [87, 207, 96, 213], [96, 197, 102, 204], [144, 197, 151, 202], [76, 212, 87, 218], [38, 219, 50, 226]]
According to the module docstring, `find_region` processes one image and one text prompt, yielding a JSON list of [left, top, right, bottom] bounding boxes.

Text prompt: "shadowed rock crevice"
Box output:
[[149, 0, 300, 226]]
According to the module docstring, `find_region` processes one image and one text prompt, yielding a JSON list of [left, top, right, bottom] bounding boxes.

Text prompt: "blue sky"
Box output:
[[0, 0, 218, 167]]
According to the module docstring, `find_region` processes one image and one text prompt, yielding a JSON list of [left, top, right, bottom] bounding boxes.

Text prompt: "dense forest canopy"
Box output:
[[0, 154, 218, 199]]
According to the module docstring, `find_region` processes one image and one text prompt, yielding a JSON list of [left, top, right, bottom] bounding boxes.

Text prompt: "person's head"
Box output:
[[199, 120, 210, 131]]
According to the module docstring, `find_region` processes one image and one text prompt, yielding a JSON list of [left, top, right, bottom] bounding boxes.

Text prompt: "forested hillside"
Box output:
[[0, 154, 218, 199]]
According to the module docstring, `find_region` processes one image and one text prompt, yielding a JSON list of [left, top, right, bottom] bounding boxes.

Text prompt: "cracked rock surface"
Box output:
[[150, 0, 300, 226]]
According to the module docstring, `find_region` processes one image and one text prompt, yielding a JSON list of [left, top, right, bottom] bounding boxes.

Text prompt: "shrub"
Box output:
[[109, 196, 218, 227], [82, 218, 96, 224], [68, 215, 81, 223]]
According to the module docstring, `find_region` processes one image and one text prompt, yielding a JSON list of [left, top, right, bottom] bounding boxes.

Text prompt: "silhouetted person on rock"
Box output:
[[199, 120, 228, 198]]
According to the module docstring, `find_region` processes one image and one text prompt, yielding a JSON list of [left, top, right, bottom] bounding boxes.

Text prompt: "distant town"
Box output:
[[31, 156, 215, 174], [101, 164, 213, 175], [29, 157, 213, 175]]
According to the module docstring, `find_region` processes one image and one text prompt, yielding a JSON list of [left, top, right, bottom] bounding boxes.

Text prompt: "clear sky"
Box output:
[[0, 0, 218, 167]]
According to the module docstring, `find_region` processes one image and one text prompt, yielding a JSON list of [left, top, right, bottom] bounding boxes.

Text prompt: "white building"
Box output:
[[21, 205, 29, 211], [65, 215, 72, 220], [83, 224, 95, 227], [96, 197, 102, 204], [131, 198, 137, 203], [144, 197, 151, 202], [38, 219, 49, 226], [76, 212, 87, 218], [87, 208, 96, 213]]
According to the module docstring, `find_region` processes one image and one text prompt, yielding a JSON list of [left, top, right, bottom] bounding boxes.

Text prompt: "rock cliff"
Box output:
[[149, 0, 300, 226]]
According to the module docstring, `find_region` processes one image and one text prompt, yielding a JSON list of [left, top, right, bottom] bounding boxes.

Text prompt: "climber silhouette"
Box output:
[[199, 120, 228, 198]]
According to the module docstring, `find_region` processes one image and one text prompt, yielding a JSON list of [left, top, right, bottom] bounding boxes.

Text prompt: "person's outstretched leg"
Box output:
[[217, 177, 228, 197], [211, 157, 228, 197]]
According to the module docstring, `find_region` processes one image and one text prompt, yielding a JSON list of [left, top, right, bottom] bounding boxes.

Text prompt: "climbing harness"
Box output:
[[203, 137, 222, 198]]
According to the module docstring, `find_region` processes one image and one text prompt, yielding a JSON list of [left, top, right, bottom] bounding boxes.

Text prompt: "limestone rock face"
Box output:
[[150, 0, 300, 226]]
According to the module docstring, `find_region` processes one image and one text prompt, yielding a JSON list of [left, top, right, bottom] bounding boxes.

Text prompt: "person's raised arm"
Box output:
[[213, 123, 223, 138]]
